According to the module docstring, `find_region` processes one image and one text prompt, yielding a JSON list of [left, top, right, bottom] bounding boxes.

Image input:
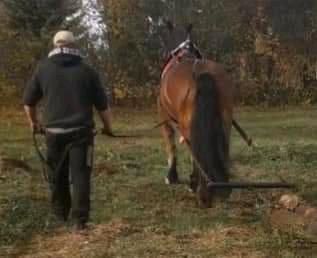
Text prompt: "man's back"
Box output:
[[24, 50, 108, 129]]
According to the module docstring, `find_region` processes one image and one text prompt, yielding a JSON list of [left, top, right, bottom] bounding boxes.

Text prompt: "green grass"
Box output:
[[0, 107, 316, 257]]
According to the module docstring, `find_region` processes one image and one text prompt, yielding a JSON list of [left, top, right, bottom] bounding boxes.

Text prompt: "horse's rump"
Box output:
[[159, 58, 235, 140]]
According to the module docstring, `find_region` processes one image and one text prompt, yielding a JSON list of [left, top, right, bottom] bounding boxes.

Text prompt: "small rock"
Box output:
[[304, 208, 317, 221], [279, 194, 300, 211]]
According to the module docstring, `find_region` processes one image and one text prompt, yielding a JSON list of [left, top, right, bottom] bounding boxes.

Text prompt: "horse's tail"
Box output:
[[190, 73, 229, 185]]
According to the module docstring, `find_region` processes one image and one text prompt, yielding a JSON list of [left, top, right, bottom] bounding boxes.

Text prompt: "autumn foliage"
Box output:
[[1, 0, 317, 106]]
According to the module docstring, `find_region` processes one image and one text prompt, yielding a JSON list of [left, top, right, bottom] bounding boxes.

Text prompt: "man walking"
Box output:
[[23, 30, 112, 230]]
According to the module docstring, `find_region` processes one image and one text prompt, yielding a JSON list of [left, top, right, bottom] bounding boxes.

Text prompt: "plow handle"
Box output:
[[232, 119, 253, 146]]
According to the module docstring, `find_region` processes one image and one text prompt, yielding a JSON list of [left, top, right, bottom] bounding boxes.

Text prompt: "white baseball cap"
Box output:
[[53, 30, 75, 46]]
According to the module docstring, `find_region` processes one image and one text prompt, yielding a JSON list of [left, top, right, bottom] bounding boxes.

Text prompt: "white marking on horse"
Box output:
[[168, 157, 174, 168]]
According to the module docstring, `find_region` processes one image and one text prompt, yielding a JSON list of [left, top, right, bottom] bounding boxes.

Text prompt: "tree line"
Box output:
[[1, 0, 317, 106]]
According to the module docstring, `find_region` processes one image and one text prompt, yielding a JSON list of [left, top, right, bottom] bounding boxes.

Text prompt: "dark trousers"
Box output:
[[46, 129, 94, 224]]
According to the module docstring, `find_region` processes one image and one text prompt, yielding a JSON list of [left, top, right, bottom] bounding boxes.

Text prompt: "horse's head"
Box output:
[[160, 21, 201, 60]]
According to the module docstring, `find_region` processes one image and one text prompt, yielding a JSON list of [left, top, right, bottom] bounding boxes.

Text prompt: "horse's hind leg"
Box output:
[[161, 122, 179, 184]]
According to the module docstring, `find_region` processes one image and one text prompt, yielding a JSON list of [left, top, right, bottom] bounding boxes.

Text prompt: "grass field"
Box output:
[[0, 107, 316, 257]]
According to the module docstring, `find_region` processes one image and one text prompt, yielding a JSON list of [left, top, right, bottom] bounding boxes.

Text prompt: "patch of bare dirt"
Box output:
[[94, 162, 120, 177], [270, 194, 317, 239], [17, 219, 130, 258], [193, 226, 265, 258], [0, 157, 33, 173], [104, 226, 266, 258], [0, 156, 34, 182]]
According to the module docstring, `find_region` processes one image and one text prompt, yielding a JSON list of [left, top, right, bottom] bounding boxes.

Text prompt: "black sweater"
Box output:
[[23, 53, 108, 129]]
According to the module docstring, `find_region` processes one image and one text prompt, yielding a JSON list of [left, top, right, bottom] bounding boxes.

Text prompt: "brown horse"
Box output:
[[158, 22, 236, 207]]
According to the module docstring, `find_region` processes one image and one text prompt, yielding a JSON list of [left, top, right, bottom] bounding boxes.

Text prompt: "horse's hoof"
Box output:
[[189, 181, 198, 193], [197, 184, 213, 208], [165, 177, 179, 185], [188, 184, 197, 193], [187, 186, 195, 193]]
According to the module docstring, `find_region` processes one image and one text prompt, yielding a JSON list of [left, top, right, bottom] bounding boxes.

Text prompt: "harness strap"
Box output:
[[192, 59, 199, 79], [161, 39, 202, 79], [33, 131, 94, 184]]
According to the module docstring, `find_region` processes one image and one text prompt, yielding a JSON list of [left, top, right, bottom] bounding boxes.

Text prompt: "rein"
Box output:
[[101, 120, 168, 138], [33, 121, 167, 183], [33, 132, 49, 182]]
